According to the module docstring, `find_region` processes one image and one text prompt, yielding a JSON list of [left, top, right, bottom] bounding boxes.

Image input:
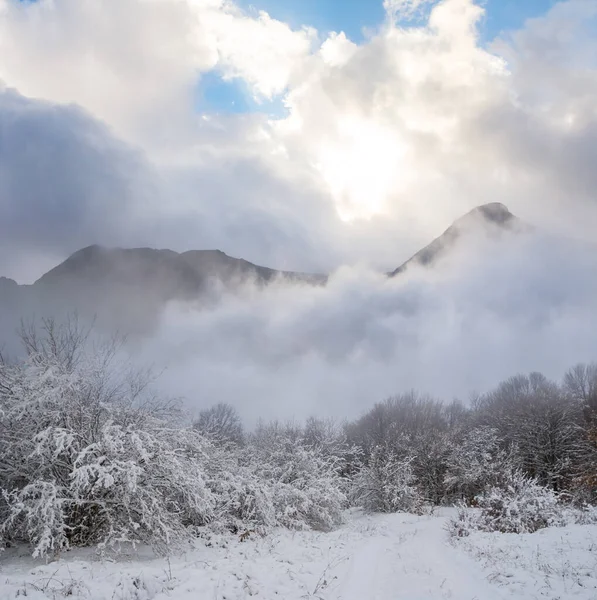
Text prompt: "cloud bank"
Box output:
[[2, 0, 597, 279], [137, 228, 597, 423]]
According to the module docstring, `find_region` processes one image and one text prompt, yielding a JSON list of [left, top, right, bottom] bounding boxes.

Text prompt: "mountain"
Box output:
[[389, 202, 523, 276], [0, 203, 523, 343], [14, 246, 324, 335], [35, 245, 325, 297]]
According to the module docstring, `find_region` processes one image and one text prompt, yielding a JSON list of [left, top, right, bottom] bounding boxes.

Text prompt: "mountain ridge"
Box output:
[[35, 245, 327, 290], [0, 203, 523, 338]]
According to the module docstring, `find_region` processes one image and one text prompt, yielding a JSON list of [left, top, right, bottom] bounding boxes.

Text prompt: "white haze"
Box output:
[[133, 229, 597, 424]]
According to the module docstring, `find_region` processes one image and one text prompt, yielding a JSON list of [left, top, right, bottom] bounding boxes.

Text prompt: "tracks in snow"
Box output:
[[326, 513, 507, 600]]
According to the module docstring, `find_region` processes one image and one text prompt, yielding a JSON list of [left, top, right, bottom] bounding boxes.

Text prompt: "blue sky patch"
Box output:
[[195, 71, 288, 118], [199, 0, 562, 116]]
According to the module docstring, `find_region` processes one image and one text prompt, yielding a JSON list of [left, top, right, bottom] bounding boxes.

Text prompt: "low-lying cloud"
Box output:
[[134, 229, 597, 423]]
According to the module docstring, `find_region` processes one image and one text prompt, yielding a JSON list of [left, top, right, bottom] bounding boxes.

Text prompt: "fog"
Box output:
[[127, 228, 597, 424]]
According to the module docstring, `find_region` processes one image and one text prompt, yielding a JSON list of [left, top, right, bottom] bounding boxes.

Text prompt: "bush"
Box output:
[[0, 321, 350, 556], [448, 469, 563, 537], [351, 446, 423, 514], [249, 433, 347, 531], [0, 328, 216, 556]]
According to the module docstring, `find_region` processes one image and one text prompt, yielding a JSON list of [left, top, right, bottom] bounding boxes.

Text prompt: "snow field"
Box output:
[[3, 510, 596, 600]]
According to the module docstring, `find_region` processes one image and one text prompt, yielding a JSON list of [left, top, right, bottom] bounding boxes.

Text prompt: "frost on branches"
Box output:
[[204, 429, 347, 535], [444, 427, 509, 502], [0, 320, 215, 556], [248, 427, 347, 531], [448, 469, 563, 536], [351, 445, 423, 514], [0, 320, 349, 557], [3, 319, 596, 556]]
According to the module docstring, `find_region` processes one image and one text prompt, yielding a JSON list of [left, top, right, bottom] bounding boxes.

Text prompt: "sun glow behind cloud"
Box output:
[[315, 117, 408, 221]]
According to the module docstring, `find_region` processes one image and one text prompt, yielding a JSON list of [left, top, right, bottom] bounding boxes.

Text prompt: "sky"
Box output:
[[2, 0, 597, 282], [203, 0, 560, 113], [2, 0, 597, 420]]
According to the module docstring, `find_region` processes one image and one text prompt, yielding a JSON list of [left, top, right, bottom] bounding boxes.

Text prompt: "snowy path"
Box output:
[[2, 511, 596, 599], [330, 513, 507, 600]]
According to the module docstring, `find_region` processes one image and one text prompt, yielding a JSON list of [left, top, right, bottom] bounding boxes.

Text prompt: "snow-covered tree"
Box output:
[[194, 403, 244, 445], [351, 445, 423, 514], [444, 427, 509, 502], [476, 373, 588, 492]]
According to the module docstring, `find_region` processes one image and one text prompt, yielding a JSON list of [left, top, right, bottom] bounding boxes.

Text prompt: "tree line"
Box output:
[[1, 318, 596, 556]]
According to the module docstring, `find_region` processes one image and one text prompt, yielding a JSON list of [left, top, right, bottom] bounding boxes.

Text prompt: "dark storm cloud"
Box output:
[[0, 87, 155, 280]]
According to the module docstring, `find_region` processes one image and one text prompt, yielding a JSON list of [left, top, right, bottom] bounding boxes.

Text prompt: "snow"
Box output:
[[1, 510, 596, 600], [455, 523, 597, 599]]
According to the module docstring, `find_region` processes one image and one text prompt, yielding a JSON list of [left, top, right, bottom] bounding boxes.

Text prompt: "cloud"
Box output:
[[0, 86, 345, 280], [203, 6, 316, 99], [3, 0, 597, 277], [0, 86, 157, 281], [0, 0, 314, 143], [136, 229, 597, 423]]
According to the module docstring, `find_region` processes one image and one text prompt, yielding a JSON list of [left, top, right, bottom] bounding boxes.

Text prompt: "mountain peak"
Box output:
[[454, 203, 515, 228], [390, 203, 521, 276]]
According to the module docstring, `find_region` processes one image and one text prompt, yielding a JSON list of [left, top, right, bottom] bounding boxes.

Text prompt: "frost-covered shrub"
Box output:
[[572, 503, 597, 524], [203, 424, 348, 534], [0, 321, 215, 556], [2, 424, 215, 556], [444, 427, 509, 502], [351, 446, 423, 514], [557, 502, 597, 527], [250, 435, 347, 531], [446, 503, 482, 539], [205, 452, 276, 533], [476, 471, 562, 533], [0, 320, 354, 555], [448, 469, 563, 536]]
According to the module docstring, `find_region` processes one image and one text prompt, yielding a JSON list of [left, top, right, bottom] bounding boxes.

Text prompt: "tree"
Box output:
[[476, 373, 587, 491], [563, 363, 597, 501], [444, 426, 510, 502], [564, 363, 597, 420], [194, 403, 244, 444], [351, 445, 422, 514]]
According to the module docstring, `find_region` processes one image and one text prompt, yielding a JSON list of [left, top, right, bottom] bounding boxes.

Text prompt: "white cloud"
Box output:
[[203, 6, 316, 98], [0, 0, 209, 141], [139, 229, 597, 423], [0, 0, 314, 142], [3, 0, 596, 242]]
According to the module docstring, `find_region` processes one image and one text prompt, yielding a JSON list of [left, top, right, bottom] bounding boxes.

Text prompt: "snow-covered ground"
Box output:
[[1, 510, 596, 600]]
